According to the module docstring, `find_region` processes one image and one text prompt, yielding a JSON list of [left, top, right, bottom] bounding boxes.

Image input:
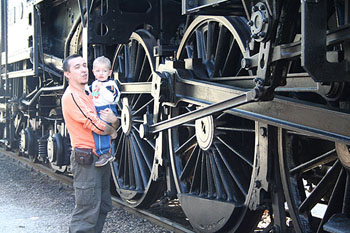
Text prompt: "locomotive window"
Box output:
[[13, 7, 16, 24], [28, 12, 32, 25], [19, 3, 24, 20], [28, 35, 33, 47]]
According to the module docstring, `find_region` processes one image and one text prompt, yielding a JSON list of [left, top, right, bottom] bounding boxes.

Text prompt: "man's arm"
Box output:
[[103, 124, 118, 139]]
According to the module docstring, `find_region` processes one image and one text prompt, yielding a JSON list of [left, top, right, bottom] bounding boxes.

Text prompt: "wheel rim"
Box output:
[[177, 16, 252, 84], [278, 128, 348, 233], [110, 30, 165, 208], [47, 132, 66, 173], [171, 16, 261, 233]]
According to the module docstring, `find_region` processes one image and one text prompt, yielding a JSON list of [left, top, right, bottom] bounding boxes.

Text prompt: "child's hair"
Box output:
[[93, 56, 111, 69]]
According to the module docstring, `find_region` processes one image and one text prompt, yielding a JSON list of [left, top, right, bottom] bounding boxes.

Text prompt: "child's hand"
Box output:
[[99, 108, 118, 125]]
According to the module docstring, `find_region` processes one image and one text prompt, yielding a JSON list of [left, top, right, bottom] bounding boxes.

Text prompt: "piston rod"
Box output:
[[139, 87, 262, 138]]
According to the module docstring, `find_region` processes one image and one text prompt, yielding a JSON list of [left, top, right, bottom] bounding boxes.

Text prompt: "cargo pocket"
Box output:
[[73, 182, 96, 206]]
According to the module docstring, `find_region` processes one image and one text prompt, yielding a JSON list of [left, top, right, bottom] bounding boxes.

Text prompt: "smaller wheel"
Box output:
[[19, 128, 38, 162], [47, 133, 66, 173]]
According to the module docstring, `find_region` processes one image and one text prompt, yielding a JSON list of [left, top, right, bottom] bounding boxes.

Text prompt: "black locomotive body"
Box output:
[[1, 0, 350, 232]]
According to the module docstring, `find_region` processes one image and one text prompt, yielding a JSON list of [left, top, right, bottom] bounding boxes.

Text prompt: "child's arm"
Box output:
[[105, 80, 120, 104]]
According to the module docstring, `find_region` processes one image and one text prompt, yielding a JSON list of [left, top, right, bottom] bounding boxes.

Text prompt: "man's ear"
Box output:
[[64, 72, 69, 79]]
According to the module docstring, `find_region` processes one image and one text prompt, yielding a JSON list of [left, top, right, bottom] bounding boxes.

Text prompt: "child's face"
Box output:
[[92, 63, 112, 81]]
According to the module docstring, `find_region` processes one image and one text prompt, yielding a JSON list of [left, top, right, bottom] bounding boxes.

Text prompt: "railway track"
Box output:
[[0, 147, 194, 233]]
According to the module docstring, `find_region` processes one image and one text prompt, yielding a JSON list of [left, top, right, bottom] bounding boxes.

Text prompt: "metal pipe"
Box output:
[[21, 85, 66, 106], [64, 12, 83, 58]]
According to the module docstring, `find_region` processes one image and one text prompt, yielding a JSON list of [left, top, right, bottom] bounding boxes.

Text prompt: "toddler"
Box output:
[[89, 56, 120, 167]]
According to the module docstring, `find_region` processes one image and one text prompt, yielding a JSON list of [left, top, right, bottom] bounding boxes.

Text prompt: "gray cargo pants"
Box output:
[[69, 151, 113, 233]]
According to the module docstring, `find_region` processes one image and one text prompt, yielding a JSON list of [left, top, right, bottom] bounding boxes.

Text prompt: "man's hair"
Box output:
[[93, 56, 111, 70], [63, 54, 82, 72]]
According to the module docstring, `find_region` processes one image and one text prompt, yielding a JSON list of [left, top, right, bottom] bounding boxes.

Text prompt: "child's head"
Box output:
[[92, 56, 112, 81]]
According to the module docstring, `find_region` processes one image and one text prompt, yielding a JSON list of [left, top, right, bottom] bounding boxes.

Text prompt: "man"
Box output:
[[61, 54, 119, 233]]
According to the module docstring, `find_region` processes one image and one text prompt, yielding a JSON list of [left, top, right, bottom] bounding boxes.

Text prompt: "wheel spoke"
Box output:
[[299, 160, 342, 213], [206, 151, 215, 198], [200, 152, 208, 196], [124, 46, 130, 79], [195, 29, 206, 62], [128, 40, 137, 80], [212, 149, 235, 201], [115, 129, 124, 158], [217, 135, 253, 167], [129, 136, 143, 190], [189, 149, 202, 194], [138, 54, 151, 82], [206, 21, 217, 62], [131, 118, 143, 124], [131, 93, 142, 110], [130, 135, 148, 190], [116, 55, 125, 79], [180, 145, 199, 181], [175, 134, 196, 154], [208, 152, 226, 199], [118, 135, 126, 182], [127, 139, 135, 188], [213, 25, 229, 77], [132, 98, 154, 116], [122, 136, 128, 186], [131, 130, 153, 172], [134, 42, 145, 81], [290, 149, 337, 175], [222, 38, 239, 76], [215, 143, 248, 196], [185, 45, 193, 58]]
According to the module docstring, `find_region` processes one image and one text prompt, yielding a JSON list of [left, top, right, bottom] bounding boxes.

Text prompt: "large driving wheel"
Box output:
[[110, 30, 165, 208], [169, 16, 262, 232], [278, 129, 350, 233]]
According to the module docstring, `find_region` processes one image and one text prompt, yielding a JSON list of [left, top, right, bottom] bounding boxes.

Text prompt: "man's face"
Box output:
[[64, 56, 89, 87]]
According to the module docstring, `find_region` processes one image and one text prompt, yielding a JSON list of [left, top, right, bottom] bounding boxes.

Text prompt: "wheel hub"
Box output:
[[121, 98, 132, 135], [47, 136, 55, 163], [19, 129, 26, 152], [195, 116, 214, 151], [335, 143, 350, 169], [248, 2, 270, 42]]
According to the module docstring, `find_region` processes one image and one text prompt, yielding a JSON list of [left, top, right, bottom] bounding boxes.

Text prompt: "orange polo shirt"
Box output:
[[62, 85, 106, 153]]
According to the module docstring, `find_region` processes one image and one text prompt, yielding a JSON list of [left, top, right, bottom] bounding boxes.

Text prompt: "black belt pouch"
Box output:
[[74, 148, 93, 165]]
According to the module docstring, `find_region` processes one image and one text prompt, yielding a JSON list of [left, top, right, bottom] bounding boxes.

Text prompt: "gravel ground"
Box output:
[[0, 152, 172, 233]]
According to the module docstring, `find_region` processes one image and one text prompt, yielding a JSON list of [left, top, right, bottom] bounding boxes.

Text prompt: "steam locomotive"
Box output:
[[1, 0, 350, 232]]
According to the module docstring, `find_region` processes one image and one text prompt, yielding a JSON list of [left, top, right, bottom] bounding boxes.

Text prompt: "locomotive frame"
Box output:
[[1, 0, 350, 232]]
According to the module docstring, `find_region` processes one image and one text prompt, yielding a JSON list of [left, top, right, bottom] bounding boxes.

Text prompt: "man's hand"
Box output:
[[99, 108, 120, 128], [110, 130, 118, 139], [104, 124, 118, 139]]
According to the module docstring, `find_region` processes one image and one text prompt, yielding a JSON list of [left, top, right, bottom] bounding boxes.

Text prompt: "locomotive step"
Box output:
[[323, 214, 350, 233]]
